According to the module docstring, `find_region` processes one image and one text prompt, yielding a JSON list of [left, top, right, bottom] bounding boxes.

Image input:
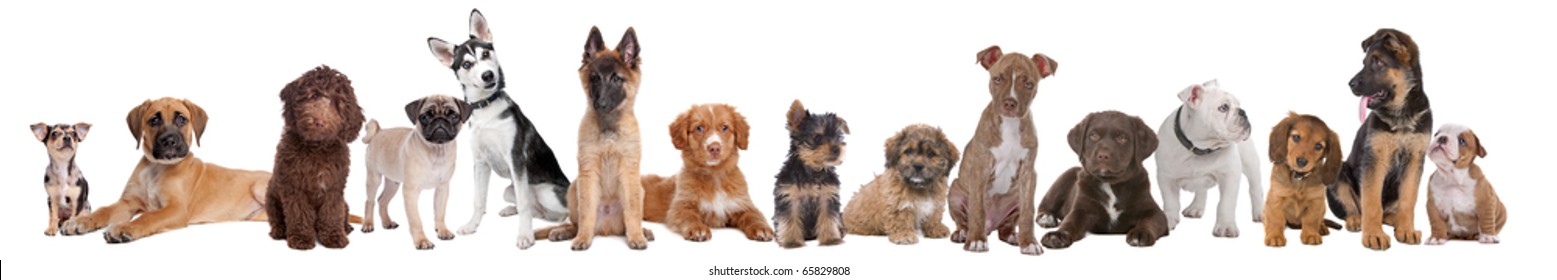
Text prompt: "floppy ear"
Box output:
[[583, 26, 606, 63], [1178, 83, 1204, 107], [126, 100, 150, 149], [181, 99, 208, 147], [427, 38, 457, 68], [731, 107, 751, 150], [1067, 114, 1092, 157], [1132, 117, 1159, 163], [1319, 128, 1345, 185], [73, 123, 91, 142], [405, 98, 425, 124], [1033, 53, 1058, 78], [836, 116, 850, 135], [1470, 130, 1486, 158], [455, 98, 472, 124], [667, 110, 692, 151], [786, 100, 806, 133], [469, 9, 493, 42], [977, 45, 1002, 70], [883, 130, 905, 168], [31, 123, 48, 142], [617, 27, 641, 68], [938, 129, 961, 176], [1268, 114, 1294, 164]]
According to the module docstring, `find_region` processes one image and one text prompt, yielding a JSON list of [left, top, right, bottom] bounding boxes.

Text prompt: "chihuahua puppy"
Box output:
[[32, 122, 92, 236]]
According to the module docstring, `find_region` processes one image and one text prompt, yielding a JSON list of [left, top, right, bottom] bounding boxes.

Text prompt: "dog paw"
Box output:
[[644, 229, 656, 242], [45, 226, 59, 236], [627, 236, 650, 250], [499, 206, 519, 217], [1363, 230, 1392, 251], [1212, 224, 1240, 238], [1127, 230, 1158, 247], [964, 239, 989, 252], [383, 221, 399, 230], [778, 238, 805, 249], [1344, 217, 1362, 232], [1253, 214, 1263, 223], [548, 228, 575, 241], [950, 229, 967, 243], [437, 228, 455, 241], [1037, 214, 1060, 228], [60, 219, 99, 236], [1425, 236, 1448, 246], [1479, 234, 1501, 244], [1166, 216, 1180, 230], [319, 233, 349, 249], [819, 237, 844, 246], [570, 236, 594, 251], [103, 226, 138, 244], [1300, 233, 1323, 245], [1041, 232, 1072, 249], [1264, 235, 1287, 247], [683, 226, 712, 242], [744, 227, 775, 242], [414, 238, 435, 250], [457, 224, 478, 235], [1182, 207, 1204, 218], [361, 223, 375, 233], [1395, 229, 1422, 245], [1020, 242, 1043, 256], [516, 236, 536, 250], [889, 232, 919, 245], [923, 224, 950, 239], [286, 234, 316, 250]]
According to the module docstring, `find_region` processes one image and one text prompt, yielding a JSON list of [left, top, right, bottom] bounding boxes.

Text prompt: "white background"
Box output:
[[2, 0, 1551, 279]]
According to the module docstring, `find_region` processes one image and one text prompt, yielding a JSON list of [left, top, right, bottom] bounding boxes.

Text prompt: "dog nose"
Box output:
[[481, 71, 495, 83], [1296, 158, 1308, 168], [1348, 76, 1360, 90], [912, 164, 925, 172], [158, 134, 180, 147], [1437, 136, 1447, 144], [1096, 152, 1110, 162], [707, 143, 722, 156]]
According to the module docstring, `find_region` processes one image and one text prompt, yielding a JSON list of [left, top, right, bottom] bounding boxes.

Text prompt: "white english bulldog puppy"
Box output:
[[1154, 80, 1265, 238]]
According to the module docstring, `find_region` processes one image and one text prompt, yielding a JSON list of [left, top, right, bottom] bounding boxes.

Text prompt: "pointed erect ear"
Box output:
[[181, 99, 208, 147], [836, 117, 850, 135], [405, 98, 426, 124], [787, 100, 807, 132], [583, 26, 605, 63], [30, 123, 48, 142], [1179, 83, 1204, 106], [126, 100, 150, 149], [1364, 29, 1415, 65], [976, 45, 1002, 70], [617, 27, 640, 68], [428, 37, 457, 68], [73, 123, 91, 142], [1033, 53, 1058, 78], [469, 9, 492, 42]]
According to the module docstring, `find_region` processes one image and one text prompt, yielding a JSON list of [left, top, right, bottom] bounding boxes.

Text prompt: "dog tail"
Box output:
[[362, 119, 381, 144], [640, 174, 676, 223]]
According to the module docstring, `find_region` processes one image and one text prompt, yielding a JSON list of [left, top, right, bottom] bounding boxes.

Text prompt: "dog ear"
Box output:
[[30, 123, 48, 142], [1470, 130, 1487, 158], [617, 27, 641, 68], [883, 129, 905, 168], [1179, 83, 1204, 107], [938, 128, 960, 176], [1268, 113, 1295, 164], [731, 106, 751, 150], [977, 45, 1002, 70], [1067, 114, 1091, 157], [1364, 29, 1416, 66], [126, 100, 150, 149], [584, 26, 606, 63], [1131, 116, 1159, 163], [1319, 127, 1345, 185], [787, 99, 806, 133], [404, 98, 425, 125], [73, 122, 91, 142], [181, 99, 208, 147], [336, 84, 365, 142], [469, 9, 493, 42], [455, 98, 472, 124], [836, 116, 850, 135], [428, 38, 457, 68], [1033, 53, 1058, 78], [667, 109, 692, 151], [1203, 79, 1220, 88]]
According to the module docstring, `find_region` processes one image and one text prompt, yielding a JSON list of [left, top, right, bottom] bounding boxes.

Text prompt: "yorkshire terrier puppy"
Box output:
[[772, 100, 850, 248]]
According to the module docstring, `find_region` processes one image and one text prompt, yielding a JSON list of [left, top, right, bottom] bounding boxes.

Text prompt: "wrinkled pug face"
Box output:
[[405, 95, 469, 144]]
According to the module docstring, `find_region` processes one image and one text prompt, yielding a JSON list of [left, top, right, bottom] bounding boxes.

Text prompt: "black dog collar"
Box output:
[[1174, 106, 1222, 156], [468, 91, 507, 110]]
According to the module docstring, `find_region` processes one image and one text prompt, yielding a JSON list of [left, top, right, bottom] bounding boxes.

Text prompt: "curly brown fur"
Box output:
[[844, 124, 958, 245], [265, 65, 366, 250], [1263, 112, 1344, 247]]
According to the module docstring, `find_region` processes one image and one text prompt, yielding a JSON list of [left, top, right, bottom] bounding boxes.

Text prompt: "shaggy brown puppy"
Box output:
[[844, 124, 959, 245], [265, 65, 366, 250]]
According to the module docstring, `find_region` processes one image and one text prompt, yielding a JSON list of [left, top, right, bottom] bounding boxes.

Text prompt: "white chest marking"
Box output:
[[1430, 169, 1479, 233], [989, 117, 1028, 195], [1099, 183, 1123, 223], [701, 189, 742, 221]]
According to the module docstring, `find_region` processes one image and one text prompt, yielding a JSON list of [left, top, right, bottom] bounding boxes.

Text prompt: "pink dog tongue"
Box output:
[[1358, 95, 1371, 123]]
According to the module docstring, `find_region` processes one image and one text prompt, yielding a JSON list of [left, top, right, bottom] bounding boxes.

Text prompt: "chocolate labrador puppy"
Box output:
[[1036, 111, 1169, 249]]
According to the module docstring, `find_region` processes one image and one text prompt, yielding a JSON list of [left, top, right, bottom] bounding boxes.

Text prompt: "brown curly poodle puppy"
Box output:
[[265, 65, 365, 250]]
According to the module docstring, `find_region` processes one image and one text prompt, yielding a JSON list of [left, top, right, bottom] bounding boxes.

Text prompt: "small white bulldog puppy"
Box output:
[[1155, 80, 1264, 238]]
